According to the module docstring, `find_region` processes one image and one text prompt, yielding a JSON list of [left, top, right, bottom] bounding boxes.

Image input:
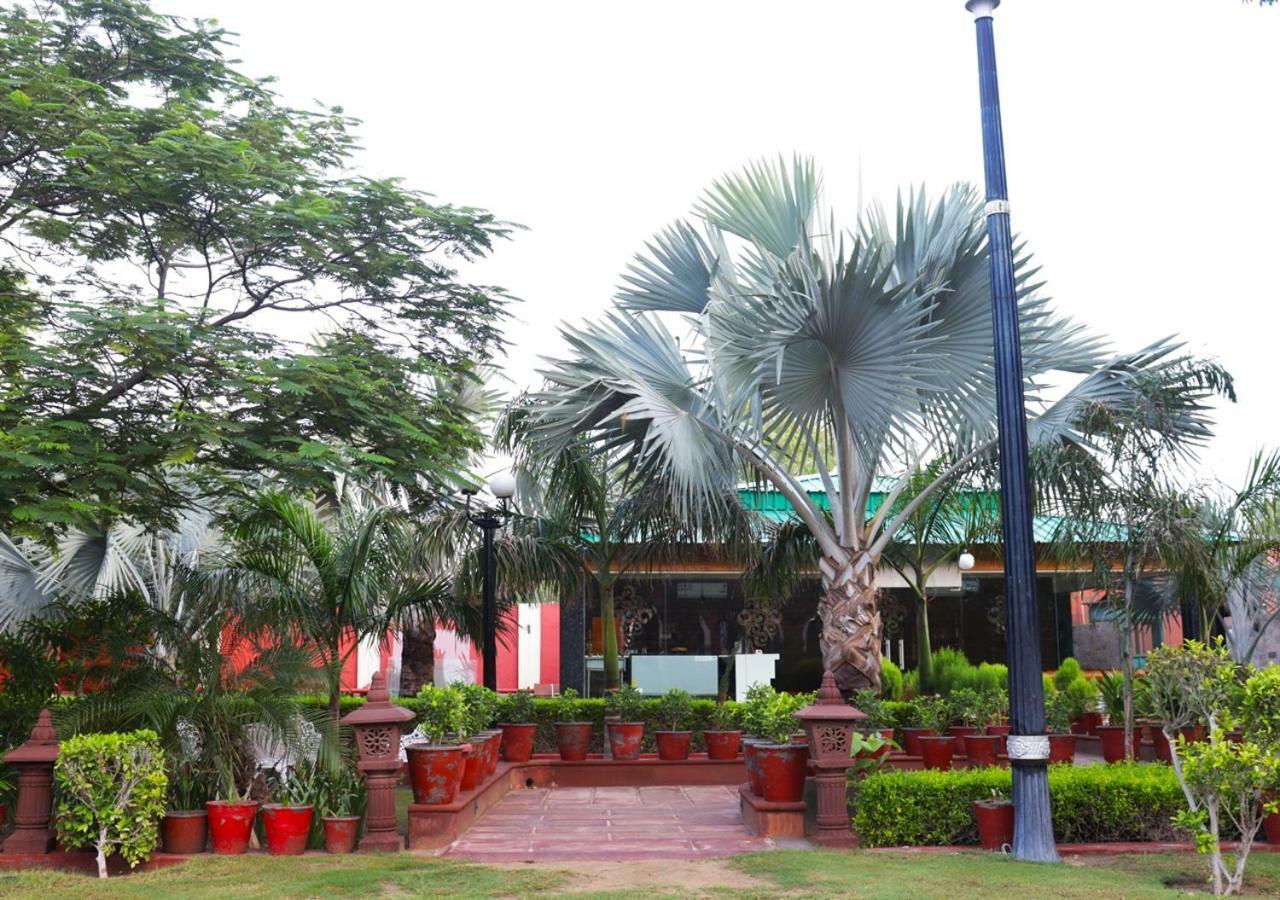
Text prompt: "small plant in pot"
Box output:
[[1095, 671, 1138, 763], [456, 682, 501, 779], [605, 684, 646, 761], [206, 764, 260, 856], [161, 761, 211, 854], [704, 701, 742, 760], [851, 690, 897, 759], [914, 697, 954, 771], [499, 690, 538, 763], [754, 692, 809, 803], [405, 684, 469, 805], [1062, 675, 1101, 734], [1045, 691, 1078, 764], [739, 683, 777, 794], [318, 766, 364, 854], [262, 766, 318, 856], [900, 696, 938, 757], [553, 688, 593, 761], [973, 788, 1014, 851], [654, 688, 694, 761]]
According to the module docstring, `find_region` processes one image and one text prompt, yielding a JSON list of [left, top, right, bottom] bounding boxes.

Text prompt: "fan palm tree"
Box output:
[[524, 156, 1228, 692]]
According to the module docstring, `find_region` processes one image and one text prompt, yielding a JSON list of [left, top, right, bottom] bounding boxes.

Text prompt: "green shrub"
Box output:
[[738, 683, 776, 737], [606, 684, 646, 723], [54, 730, 168, 878], [655, 688, 694, 731], [902, 669, 920, 700], [1054, 657, 1084, 691], [880, 659, 904, 700], [973, 663, 1008, 696], [415, 684, 468, 743], [930, 647, 974, 696], [758, 691, 808, 744], [1241, 665, 1280, 748], [1062, 676, 1098, 719], [502, 690, 537, 725], [854, 763, 1187, 847], [453, 682, 499, 735]]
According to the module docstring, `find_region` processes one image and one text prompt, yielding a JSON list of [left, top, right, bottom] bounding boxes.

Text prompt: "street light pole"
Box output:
[[466, 471, 516, 691], [964, 0, 1058, 863]]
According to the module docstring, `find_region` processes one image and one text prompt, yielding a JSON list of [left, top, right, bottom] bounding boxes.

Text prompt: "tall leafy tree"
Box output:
[[1, 0, 511, 540], [524, 156, 1228, 692]]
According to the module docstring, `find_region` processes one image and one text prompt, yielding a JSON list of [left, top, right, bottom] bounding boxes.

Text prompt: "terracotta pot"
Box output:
[[655, 730, 692, 761], [500, 723, 537, 763], [902, 727, 935, 757], [405, 744, 466, 805], [964, 734, 1001, 768], [948, 725, 979, 755], [460, 741, 483, 790], [973, 800, 1014, 851], [160, 810, 207, 854], [555, 722, 593, 761], [755, 742, 808, 803], [322, 816, 360, 854], [1264, 811, 1280, 845], [607, 722, 644, 761], [1071, 711, 1104, 736], [704, 730, 741, 760], [1226, 730, 1245, 744], [477, 730, 501, 777], [1096, 725, 1140, 763], [1180, 724, 1207, 744], [205, 800, 259, 855], [743, 740, 765, 796], [918, 735, 954, 771], [986, 724, 1011, 756], [1048, 733, 1077, 764], [261, 804, 312, 856], [1151, 726, 1173, 762]]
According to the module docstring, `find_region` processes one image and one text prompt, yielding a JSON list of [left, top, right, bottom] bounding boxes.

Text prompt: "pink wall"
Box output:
[[540, 603, 560, 686]]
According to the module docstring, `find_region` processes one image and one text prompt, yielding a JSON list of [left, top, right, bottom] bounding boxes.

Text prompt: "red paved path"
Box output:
[[441, 785, 781, 861]]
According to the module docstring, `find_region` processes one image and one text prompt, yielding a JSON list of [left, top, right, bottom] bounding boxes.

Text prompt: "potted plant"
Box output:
[[547, 687, 590, 761], [605, 684, 646, 761], [914, 697, 954, 771], [652, 688, 694, 761], [946, 688, 983, 751], [457, 682, 502, 776], [1045, 691, 1078, 764], [1063, 676, 1102, 735], [318, 766, 364, 854], [973, 788, 1015, 851], [704, 701, 741, 760], [851, 690, 897, 760], [262, 767, 317, 856], [206, 761, 260, 856], [900, 697, 937, 757], [753, 692, 809, 803], [405, 684, 469, 805], [739, 683, 776, 794], [1095, 672, 1139, 763], [160, 761, 210, 854], [983, 688, 1011, 753], [499, 690, 538, 763]]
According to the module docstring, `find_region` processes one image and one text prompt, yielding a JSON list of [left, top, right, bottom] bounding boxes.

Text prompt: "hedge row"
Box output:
[[853, 763, 1189, 847], [294, 695, 745, 755]]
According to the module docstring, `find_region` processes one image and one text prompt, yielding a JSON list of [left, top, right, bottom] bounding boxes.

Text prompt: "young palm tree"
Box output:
[[525, 156, 1227, 692]]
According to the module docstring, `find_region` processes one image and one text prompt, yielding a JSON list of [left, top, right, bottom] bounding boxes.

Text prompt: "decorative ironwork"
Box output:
[[986, 593, 1008, 637], [879, 593, 908, 639], [616, 584, 656, 645], [737, 601, 782, 650]]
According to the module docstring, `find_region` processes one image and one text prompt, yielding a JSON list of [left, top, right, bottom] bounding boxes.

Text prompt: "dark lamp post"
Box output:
[[964, 0, 1059, 863], [465, 471, 515, 691]]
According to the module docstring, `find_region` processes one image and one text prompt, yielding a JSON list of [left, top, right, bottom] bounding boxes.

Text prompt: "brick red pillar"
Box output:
[[1, 709, 60, 854]]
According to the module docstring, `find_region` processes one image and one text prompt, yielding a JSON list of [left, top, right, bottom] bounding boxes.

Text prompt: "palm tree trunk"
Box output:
[[400, 619, 437, 696], [819, 556, 882, 693], [601, 580, 620, 692], [916, 596, 933, 694]]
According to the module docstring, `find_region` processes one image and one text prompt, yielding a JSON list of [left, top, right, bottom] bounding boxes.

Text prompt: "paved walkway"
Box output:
[[442, 785, 780, 862]]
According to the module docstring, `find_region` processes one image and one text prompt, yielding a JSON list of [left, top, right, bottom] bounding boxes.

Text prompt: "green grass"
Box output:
[[2, 849, 1278, 898]]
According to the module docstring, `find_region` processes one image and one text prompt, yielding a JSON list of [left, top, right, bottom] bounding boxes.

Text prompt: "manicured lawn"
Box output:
[[2, 849, 1278, 898]]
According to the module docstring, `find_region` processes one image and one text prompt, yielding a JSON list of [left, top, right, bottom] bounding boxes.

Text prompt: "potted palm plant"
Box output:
[[553, 688, 593, 761], [704, 701, 741, 760], [1095, 672, 1138, 763], [605, 684, 646, 761], [654, 688, 694, 761], [405, 685, 468, 805], [1045, 691, 1077, 764], [262, 767, 318, 856], [973, 788, 1015, 851], [914, 697, 954, 771], [206, 767, 260, 856], [754, 692, 809, 803], [499, 690, 538, 763], [318, 767, 364, 854], [161, 761, 210, 854]]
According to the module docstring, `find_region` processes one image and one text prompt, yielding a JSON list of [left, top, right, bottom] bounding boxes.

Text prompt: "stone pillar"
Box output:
[[339, 671, 416, 852], [559, 582, 586, 695], [794, 672, 865, 847], [1, 709, 60, 854]]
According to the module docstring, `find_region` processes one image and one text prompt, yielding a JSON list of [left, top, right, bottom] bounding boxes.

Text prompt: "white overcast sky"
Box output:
[[166, 0, 1280, 485]]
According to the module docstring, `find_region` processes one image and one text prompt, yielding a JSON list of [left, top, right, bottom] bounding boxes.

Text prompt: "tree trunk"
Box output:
[[601, 580, 620, 692], [96, 829, 108, 878], [916, 596, 933, 694], [400, 618, 437, 696], [818, 556, 882, 693]]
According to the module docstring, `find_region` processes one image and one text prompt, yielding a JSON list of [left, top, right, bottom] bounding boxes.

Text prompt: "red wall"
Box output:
[[540, 603, 560, 687]]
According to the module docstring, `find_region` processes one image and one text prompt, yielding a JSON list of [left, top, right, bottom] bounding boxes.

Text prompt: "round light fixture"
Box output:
[[487, 470, 517, 500], [958, 550, 976, 571]]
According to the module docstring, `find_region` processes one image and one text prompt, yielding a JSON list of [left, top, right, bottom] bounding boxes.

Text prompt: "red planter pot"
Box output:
[[555, 722, 593, 761], [964, 734, 1001, 768], [974, 800, 1015, 851], [608, 722, 645, 761], [704, 730, 741, 760], [500, 723, 537, 763], [460, 741, 483, 791], [857, 728, 897, 760], [986, 724, 1011, 756], [405, 744, 466, 805], [655, 730, 692, 761], [948, 725, 979, 755], [1048, 733, 1077, 765], [1151, 726, 1173, 763], [262, 804, 313, 856], [743, 740, 765, 796], [1264, 811, 1280, 845], [902, 727, 935, 757], [1180, 724, 1207, 744], [322, 816, 360, 854], [205, 800, 259, 855], [1071, 712, 1103, 736], [918, 735, 954, 771], [755, 742, 808, 803], [1096, 726, 1141, 763], [160, 810, 207, 854], [477, 731, 501, 777]]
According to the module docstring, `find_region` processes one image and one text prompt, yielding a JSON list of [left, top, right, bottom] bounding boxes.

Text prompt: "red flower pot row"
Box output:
[[406, 732, 505, 806], [170, 804, 357, 855]]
